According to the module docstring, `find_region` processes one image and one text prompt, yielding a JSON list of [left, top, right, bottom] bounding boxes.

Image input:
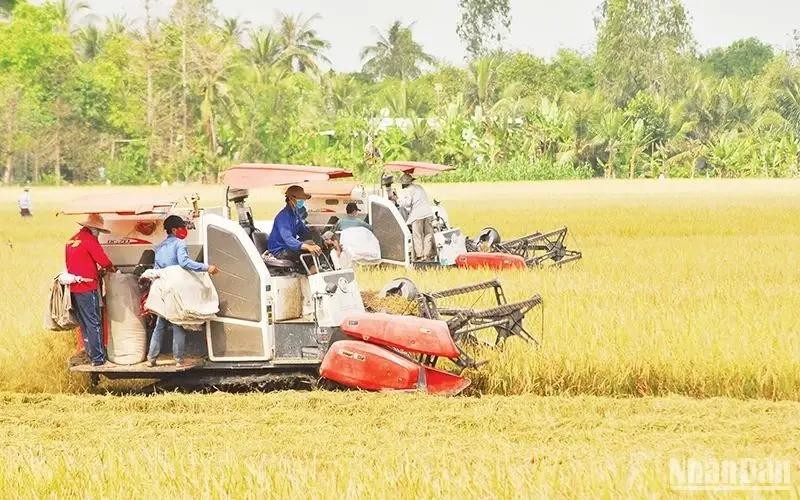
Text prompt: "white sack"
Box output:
[[339, 226, 381, 264], [105, 273, 147, 365], [145, 266, 219, 331]]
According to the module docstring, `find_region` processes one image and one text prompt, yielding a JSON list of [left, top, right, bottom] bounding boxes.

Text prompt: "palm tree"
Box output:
[[0, 0, 17, 20], [275, 12, 330, 74], [54, 0, 90, 33], [221, 16, 249, 44], [467, 56, 502, 109], [247, 28, 284, 71], [76, 24, 102, 60], [191, 34, 240, 157], [360, 21, 434, 80], [105, 14, 128, 37]]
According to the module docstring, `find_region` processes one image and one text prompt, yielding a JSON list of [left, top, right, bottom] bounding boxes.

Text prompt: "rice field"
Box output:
[[0, 179, 799, 496], [1, 179, 798, 398]]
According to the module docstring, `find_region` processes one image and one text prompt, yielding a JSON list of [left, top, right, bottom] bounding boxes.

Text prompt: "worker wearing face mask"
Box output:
[[266, 185, 322, 274], [147, 215, 218, 367], [65, 213, 117, 366]]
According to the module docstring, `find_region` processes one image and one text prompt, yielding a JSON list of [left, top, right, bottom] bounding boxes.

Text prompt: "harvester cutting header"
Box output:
[[54, 163, 547, 395]]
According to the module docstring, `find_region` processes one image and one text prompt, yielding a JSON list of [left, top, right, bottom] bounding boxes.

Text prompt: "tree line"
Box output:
[[2, 0, 800, 185]]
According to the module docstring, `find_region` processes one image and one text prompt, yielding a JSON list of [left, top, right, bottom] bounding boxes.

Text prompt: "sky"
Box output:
[[43, 0, 800, 71]]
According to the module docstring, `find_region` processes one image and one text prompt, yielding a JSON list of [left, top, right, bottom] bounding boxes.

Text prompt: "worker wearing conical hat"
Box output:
[[65, 213, 116, 366], [397, 173, 436, 262]]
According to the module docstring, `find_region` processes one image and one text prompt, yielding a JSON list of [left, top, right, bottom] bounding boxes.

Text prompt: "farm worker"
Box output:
[[326, 203, 381, 268], [18, 187, 32, 217], [334, 202, 373, 232], [147, 215, 219, 368], [397, 173, 436, 261], [65, 213, 116, 366], [382, 174, 398, 204], [266, 185, 322, 274]]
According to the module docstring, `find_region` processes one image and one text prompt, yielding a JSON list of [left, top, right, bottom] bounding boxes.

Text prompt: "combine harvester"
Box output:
[[63, 164, 542, 394], [296, 160, 582, 269]]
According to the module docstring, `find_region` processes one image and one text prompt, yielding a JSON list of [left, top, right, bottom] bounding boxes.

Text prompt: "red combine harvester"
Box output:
[[63, 164, 543, 394], [296, 160, 582, 269]]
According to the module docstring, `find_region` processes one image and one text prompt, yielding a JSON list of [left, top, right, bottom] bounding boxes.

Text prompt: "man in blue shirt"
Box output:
[[267, 185, 322, 273], [147, 215, 218, 367]]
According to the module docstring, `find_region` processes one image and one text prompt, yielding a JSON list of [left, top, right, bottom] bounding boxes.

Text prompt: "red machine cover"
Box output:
[[319, 340, 470, 396], [455, 252, 526, 270], [340, 313, 459, 359]]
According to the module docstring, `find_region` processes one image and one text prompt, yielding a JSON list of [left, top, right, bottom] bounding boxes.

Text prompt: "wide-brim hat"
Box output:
[[399, 173, 415, 184], [285, 185, 311, 200], [78, 213, 111, 233]]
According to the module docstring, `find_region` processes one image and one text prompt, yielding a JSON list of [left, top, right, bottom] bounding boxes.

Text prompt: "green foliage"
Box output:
[[703, 38, 774, 79], [456, 0, 511, 58], [0, 1, 799, 186], [595, 0, 694, 104], [361, 21, 434, 80]]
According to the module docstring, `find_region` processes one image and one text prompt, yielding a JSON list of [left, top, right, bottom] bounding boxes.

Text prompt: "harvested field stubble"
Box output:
[[0, 391, 798, 498]]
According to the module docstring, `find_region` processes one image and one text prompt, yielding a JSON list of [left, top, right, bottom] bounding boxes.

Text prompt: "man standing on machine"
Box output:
[[147, 215, 218, 368], [266, 185, 322, 274], [397, 173, 436, 261], [65, 213, 116, 366]]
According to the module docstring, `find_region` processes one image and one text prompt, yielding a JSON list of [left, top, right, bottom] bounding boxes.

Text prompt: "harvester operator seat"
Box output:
[[252, 230, 269, 255], [261, 252, 296, 275]]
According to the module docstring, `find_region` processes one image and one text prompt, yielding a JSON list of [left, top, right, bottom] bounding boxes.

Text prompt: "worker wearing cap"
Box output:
[[397, 173, 436, 261], [18, 187, 32, 217], [334, 202, 373, 232], [65, 213, 116, 366], [147, 215, 219, 367], [267, 185, 322, 273]]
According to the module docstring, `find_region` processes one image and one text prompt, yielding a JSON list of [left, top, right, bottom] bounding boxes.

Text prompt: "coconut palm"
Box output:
[[360, 21, 434, 80], [76, 24, 102, 60], [54, 0, 90, 33], [104, 14, 128, 37], [191, 34, 240, 156], [221, 16, 249, 44], [247, 28, 284, 71], [275, 12, 330, 74], [467, 56, 503, 110]]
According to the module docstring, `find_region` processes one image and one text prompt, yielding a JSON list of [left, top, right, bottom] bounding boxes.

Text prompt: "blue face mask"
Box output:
[[295, 199, 306, 210]]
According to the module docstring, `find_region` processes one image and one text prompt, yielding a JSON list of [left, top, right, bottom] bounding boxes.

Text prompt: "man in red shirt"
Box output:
[[66, 213, 116, 366]]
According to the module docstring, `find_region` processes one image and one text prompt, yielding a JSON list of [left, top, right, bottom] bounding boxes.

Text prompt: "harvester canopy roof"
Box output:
[[384, 161, 455, 177], [60, 194, 178, 215], [222, 163, 353, 189], [299, 181, 359, 198]]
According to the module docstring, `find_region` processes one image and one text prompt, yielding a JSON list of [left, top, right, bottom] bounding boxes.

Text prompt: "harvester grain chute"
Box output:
[[58, 163, 544, 396]]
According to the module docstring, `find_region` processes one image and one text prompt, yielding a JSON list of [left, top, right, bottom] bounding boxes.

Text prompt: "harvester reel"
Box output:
[[490, 227, 581, 267], [414, 278, 543, 349]]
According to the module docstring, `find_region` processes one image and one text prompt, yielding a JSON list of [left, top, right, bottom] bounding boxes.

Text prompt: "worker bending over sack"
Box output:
[[147, 215, 218, 367], [323, 203, 381, 268]]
